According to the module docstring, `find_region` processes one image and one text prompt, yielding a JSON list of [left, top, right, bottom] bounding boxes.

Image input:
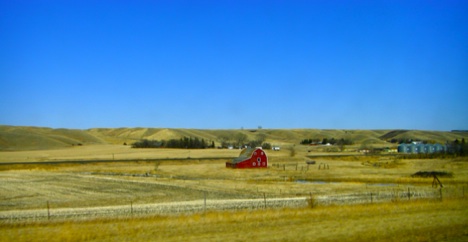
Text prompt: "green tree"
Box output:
[[289, 145, 296, 157], [235, 132, 248, 147], [256, 133, 266, 144], [262, 142, 272, 149], [218, 135, 231, 148]]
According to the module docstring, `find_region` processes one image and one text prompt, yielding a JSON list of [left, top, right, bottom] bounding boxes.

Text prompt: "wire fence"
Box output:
[[0, 185, 466, 223]]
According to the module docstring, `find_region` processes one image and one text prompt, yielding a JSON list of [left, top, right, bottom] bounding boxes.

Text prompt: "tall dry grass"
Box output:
[[1, 198, 466, 242]]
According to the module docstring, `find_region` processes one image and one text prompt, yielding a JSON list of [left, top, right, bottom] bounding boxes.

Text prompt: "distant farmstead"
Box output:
[[226, 147, 268, 168]]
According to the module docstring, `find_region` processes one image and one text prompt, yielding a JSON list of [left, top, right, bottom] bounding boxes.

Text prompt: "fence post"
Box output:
[[131, 201, 133, 215], [394, 190, 399, 202], [47, 201, 50, 220], [407, 187, 411, 200], [370, 193, 373, 203], [263, 193, 267, 209], [204, 191, 207, 212], [309, 192, 316, 208]]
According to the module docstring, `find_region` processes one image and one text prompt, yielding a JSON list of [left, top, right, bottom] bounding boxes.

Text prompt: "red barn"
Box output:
[[226, 147, 268, 168]]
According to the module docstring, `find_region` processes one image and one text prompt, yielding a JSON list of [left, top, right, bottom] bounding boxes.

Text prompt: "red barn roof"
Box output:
[[226, 147, 268, 168]]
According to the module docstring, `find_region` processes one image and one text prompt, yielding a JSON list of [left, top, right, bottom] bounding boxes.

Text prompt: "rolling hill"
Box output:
[[0, 125, 466, 151]]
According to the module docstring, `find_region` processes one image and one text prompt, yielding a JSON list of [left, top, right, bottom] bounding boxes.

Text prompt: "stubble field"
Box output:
[[1, 144, 467, 241]]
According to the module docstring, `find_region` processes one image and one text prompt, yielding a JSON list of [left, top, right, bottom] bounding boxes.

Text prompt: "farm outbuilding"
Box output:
[[226, 147, 268, 168], [397, 143, 446, 154]]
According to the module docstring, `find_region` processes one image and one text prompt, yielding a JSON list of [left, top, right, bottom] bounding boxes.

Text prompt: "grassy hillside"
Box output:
[[1, 125, 466, 151], [0, 126, 105, 151], [379, 129, 466, 143]]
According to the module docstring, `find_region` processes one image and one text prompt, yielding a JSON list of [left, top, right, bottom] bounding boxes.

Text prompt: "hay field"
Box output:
[[1, 145, 467, 213], [0, 144, 240, 163], [1, 135, 467, 241]]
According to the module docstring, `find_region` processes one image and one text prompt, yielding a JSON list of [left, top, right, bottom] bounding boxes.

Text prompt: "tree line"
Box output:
[[132, 132, 274, 150], [217, 132, 271, 149], [132, 137, 215, 149], [387, 138, 439, 144], [448, 138, 467, 156], [300, 138, 354, 145]]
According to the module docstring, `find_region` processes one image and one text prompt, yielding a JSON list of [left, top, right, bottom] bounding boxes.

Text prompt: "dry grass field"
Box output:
[[1, 199, 467, 242], [1, 126, 468, 241], [0, 144, 240, 163]]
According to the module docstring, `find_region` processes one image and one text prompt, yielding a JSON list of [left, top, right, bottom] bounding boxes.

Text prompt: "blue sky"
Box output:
[[1, 1, 467, 130]]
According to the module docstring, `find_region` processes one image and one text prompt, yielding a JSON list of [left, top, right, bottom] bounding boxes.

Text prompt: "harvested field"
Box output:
[[1, 148, 467, 221], [0, 145, 468, 240], [0, 169, 256, 211], [0, 144, 467, 242]]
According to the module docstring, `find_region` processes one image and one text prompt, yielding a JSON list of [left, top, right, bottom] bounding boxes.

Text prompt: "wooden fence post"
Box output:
[[204, 191, 207, 212], [47, 201, 50, 220], [393, 190, 399, 202], [263, 193, 267, 209], [407, 187, 411, 200]]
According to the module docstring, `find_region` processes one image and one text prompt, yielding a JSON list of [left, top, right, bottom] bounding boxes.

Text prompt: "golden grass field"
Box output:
[[2, 199, 467, 242], [1, 126, 468, 241]]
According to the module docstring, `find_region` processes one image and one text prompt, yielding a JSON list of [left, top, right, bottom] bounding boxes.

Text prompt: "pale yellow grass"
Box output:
[[1, 199, 467, 242], [0, 148, 467, 242], [1, 145, 467, 229], [1, 152, 466, 212], [0, 145, 240, 163]]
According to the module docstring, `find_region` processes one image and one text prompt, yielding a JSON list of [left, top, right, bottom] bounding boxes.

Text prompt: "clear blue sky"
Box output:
[[1, 1, 467, 130]]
